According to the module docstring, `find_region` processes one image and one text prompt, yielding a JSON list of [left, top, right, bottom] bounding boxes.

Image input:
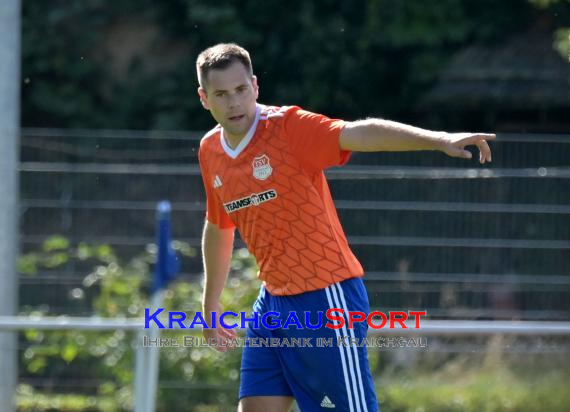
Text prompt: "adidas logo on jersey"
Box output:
[[320, 396, 336, 408], [213, 175, 222, 188]]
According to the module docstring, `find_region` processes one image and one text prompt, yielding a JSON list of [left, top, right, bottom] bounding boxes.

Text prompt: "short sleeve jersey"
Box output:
[[198, 104, 364, 296]]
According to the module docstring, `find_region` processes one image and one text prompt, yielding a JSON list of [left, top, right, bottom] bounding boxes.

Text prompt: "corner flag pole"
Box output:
[[134, 201, 180, 412]]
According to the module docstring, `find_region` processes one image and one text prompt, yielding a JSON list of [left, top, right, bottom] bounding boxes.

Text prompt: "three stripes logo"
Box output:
[[321, 396, 336, 408], [213, 175, 222, 188], [324, 283, 370, 412]]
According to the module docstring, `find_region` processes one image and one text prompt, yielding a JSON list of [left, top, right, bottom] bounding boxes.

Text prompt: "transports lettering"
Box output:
[[224, 189, 278, 213]]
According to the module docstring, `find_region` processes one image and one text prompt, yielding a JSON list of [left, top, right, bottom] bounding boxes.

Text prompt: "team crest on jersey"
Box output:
[[252, 154, 273, 180]]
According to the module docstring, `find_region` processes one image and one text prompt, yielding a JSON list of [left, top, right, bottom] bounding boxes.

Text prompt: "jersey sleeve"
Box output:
[[198, 147, 235, 229], [283, 106, 351, 172]]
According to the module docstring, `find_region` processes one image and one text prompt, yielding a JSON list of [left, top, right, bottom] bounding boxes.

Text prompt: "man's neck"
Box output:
[[224, 132, 246, 150]]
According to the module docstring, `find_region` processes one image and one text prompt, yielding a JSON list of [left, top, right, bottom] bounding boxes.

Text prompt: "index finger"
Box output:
[[474, 133, 496, 141], [459, 133, 496, 146]]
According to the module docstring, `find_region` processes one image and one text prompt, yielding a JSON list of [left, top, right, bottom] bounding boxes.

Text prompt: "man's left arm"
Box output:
[[339, 118, 495, 164]]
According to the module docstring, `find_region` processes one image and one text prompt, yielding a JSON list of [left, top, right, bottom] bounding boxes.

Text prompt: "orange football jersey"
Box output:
[[198, 104, 364, 295]]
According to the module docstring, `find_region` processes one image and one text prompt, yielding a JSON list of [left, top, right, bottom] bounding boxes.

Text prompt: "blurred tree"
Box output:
[[21, 0, 569, 130]]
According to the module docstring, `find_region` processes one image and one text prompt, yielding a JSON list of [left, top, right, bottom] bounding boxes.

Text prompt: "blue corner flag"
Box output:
[[152, 201, 180, 293]]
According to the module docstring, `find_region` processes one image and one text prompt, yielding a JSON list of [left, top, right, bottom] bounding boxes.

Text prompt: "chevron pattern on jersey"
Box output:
[[199, 105, 363, 295]]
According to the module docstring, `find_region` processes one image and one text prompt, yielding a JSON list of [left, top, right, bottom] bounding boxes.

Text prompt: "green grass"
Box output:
[[379, 361, 570, 412]]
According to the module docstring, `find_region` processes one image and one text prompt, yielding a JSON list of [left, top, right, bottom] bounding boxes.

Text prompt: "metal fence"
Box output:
[[2, 317, 570, 410], [8, 127, 570, 410], [19, 128, 570, 320]]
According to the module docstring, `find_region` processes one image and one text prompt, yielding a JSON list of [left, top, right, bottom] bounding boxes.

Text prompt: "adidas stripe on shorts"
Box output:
[[239, 277, 379, 411]]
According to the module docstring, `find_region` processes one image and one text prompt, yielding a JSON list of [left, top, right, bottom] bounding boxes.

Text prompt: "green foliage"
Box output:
[[554, 28, 570, 59], [17, 384, 119, 412], [18, 236, 71, 274], [22, 1, 569, 130], [17, 236, 259, 411]]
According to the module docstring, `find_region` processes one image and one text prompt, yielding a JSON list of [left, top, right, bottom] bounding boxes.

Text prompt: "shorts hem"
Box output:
[[238, 391, 294, 400]]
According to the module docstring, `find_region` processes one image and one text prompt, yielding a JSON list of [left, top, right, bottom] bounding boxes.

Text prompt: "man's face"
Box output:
[[198, 61, 259, 141]]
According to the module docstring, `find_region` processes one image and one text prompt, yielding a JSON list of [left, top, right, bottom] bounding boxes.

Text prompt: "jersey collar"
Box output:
[[220, 104, 262, 159]]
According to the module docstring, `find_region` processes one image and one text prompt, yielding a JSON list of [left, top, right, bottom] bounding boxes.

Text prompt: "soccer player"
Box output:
[[196, 43, 494, 412]]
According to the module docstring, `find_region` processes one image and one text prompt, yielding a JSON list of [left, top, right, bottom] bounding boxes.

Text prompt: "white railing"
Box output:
[[1, 317, 570, 411]]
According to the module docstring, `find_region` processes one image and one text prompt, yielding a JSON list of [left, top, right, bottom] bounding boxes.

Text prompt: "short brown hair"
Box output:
[[196, 43, 253, 89]]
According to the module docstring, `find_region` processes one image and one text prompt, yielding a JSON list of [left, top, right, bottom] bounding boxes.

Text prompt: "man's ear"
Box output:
[[198, 87, 209, 110], [252, 75, 259, 99]]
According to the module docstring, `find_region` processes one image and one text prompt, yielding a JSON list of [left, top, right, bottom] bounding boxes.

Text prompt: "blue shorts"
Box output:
[[239, 277, 379, 412]]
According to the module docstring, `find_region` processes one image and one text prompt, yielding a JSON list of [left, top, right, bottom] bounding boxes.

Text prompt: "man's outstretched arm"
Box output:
[[340, 118, 495, 164], [201, 220, 237, 351]]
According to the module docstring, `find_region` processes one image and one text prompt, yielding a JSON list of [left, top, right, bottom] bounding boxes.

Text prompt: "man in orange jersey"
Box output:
[[196, 43, 494, 412]]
